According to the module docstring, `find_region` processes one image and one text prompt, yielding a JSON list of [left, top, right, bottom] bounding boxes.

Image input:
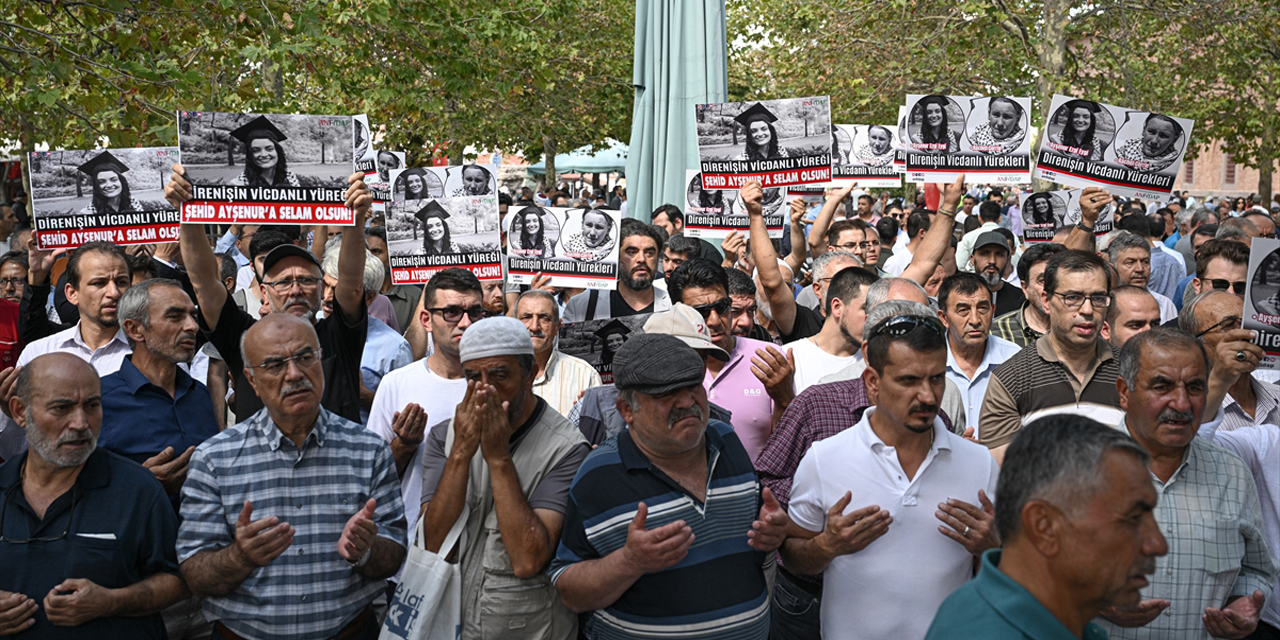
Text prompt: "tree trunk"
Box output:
[[1030, 0, 1071, 194], [1259, 125, 1276, 202], [543, 135, 558, 192]]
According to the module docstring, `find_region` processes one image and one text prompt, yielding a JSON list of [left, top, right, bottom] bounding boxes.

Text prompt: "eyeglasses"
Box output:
[[0, 278, 23, 287], [1, 481, 77, 544], [692, 298, 731, 319], [428, 305, 485, 324], [1208, 279, 1247, 294], [868, 315, 945, 339], [248, 347, 322, 376], [262, 277, 322, 293], [1195, 315, 1241, 338], [1051, 292, 1110, 309]]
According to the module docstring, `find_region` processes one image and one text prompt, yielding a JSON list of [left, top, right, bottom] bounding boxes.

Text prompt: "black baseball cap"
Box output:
[[261, 243, 321, 277]]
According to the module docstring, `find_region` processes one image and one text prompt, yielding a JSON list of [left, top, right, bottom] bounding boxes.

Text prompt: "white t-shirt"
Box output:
[[789, 408, 1000, 640], [366, 359, 468, 526], [881, 247, 913, 277], [785, 337, 862, 394]]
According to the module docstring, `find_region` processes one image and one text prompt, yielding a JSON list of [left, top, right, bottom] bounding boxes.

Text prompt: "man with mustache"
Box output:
[[979, 250, 1125, 464], [0, 353, 187, 637], [551, 333, 788, 640], [165, 164, 372, 424], [515, 289, 601, 417], [938, 272, 1021, 436], [1098, 329, 1275, 640], [926, 414, 1168, 640], [1182, 290, 1280, 431], [781, 301, 999, 640], [970, 231, 1026, 318], [417, 316, 589, 639], [563, 219, 671, 322]]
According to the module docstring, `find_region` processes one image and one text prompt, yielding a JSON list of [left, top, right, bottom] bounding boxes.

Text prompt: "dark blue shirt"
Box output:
[[99, 355, 220, 467], [0, 448, 179, 639]]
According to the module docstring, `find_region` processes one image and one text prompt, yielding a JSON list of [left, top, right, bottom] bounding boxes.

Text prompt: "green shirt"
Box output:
[[924, 550, 1108, 640]]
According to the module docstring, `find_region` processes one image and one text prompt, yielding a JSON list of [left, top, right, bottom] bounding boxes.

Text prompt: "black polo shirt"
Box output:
[[203, 293, 367, 423], [0, 448, 178, 639]]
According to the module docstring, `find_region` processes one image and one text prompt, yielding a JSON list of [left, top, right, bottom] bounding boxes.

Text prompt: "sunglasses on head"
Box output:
[[868, 314, 945, 340]]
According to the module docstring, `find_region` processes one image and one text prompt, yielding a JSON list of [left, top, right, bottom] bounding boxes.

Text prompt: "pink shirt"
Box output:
[[705, 336, 776, 463]]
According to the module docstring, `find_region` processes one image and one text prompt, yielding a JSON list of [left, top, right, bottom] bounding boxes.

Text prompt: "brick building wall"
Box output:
[[1173, 140, 1279, 199]]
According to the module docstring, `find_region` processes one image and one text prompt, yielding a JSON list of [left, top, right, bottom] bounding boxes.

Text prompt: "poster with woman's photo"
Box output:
[[506, 206, 621, 290], [1033, 94, 1195, 199], [364, 151, 404, 213], [27, 147, 181, 249], [695, 96, 833, 189], [894, 107, 910, 175], [900, 95, 1033, 184], [352, 114, 375, 170], [177, 111, 355, 225], [681, 171, 785, 239], [557, 315, 650, 383], [1018, 189, 1115, 243], [385, 167, 502, 283], [1241, 238, 1280, 370], [830, 124, 901, 187]]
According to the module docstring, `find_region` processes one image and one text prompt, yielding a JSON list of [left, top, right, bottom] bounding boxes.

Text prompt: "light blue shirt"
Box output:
[[215, 230, 250, 268], [945, 334, 1022, 436], [360, 316, 413, 424]]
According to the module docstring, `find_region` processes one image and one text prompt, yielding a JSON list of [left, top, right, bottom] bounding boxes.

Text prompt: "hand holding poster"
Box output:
[[831, 124, 902, 187], [681, 170, 785, 239], [28, 148, 181, 249], [557, 315, 650, 383], [901, 95, 1033, 184], [1018, 189, 1116, 242], [177, 112, 356, 226], [506, 206, 621, 290], [1242, 238, 1280, 370], [1033, 95, 1194, 199], [696, 97, 833, 190], [385, 165, 502, 283]]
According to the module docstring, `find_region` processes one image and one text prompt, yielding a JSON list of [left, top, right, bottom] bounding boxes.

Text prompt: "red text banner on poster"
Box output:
[[390, 250, 503, 284], [37, 223, 182, 250], [699, 165, 832, 190], [181, 201, 355, 226]]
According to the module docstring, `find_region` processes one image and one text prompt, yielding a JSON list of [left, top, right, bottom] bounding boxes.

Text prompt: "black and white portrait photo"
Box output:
[[506, 205, 563, 259], [557, 315, 650, 383], [391, 167, 446, 205], [27, 147, 180, 249], [904, 95, 963, 154], [964, 97, 1029, 155], [389, 198, 499, 258], [686, 171, 736, 215], [375, 150, 404, 184], [695, 96, 833, 189], [830, 124, 901, 187], [446, 164, 498, 197], [353, 114, 374, 165], [1248, 245, 1280, 321], [558, 207, 620, 264], [1109, 113, 1187, 174], [1045, 99, 1114, 162]]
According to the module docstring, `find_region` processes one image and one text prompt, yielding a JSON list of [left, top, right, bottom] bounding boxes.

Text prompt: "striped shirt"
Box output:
[[178, 407, 407, 640], [534, 349, 603, 417], [1099, 427, 1276, 640], [990, 303, 1044, 348], [550, 420, 770, 640]]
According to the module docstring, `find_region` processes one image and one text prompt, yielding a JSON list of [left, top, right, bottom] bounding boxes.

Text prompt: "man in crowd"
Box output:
[[166, 164, 372, 424], [551, 333, 788, 640], [1116, 215, 1180, 300], [1107, 231, 1178, 322], [980, 250, 1124, 463], [564, 219, 670, 322], [0, 353, 186, 637], [970, 231, 1025, 317], [667, 259, 793, 460], [786, 266, 879, 393], [782, 301, 1000, 640], [881, 211, 931, 276], [651, 204, 719, 262], [796, 250, 860, 314], [418, 316, 588, 639], [1245, 210, 1276, 240], [0, 250, 26, 305], [938, 272, 1021, 436], [725, 266, 774, 344], [991, 242, 1066, 347], [1101, 285, 1162, 349], [1174, 207, 1218, 274], [178, 314, 407, 640], [926, 414, 1168, 639], [364, 226, 422, 334], [1188, 238, 1249, 305], [1174, 226, 1226, 309], [1217, 217, 1260, 248], [1100, 329, 1274, 640], [661, 234, 702, 283], [957, 201, 1002, 271], [515, 289, 602, 417], [1183, 290, 1280, 430]]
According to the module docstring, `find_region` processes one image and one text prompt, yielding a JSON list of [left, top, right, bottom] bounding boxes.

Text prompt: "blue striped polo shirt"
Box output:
[[550, 419, 769, 640]]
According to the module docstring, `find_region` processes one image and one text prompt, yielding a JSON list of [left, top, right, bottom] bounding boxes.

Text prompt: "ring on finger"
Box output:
[[1237, 351, 1248, 362], [962, 525, 970, 537]]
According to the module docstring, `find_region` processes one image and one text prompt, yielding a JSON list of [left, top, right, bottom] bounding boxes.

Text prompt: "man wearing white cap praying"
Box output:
[[416, 316, 589, 640]]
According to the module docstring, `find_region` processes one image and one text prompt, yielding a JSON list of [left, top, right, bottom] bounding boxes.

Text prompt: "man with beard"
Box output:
[[418, 317, 589, 640], [0, 251, 26, 305], [165, 163, 372, 424], [515, 289, 601, 417], [725, 267, 775, 344], [979, 250, 1124, 463], [0, 251, 25, 376], [938, 273, 1021, 436], [1098, 329, 1274, 640], [782, 301, 1000, 640], [0, 353, 186, 637], [970, 231, 1026, 318], [564, 219, 671, 322], [785, 265, 880, 394]]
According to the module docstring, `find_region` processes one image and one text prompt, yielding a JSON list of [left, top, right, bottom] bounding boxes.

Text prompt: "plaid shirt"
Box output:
[[178, 407, 407, 640], [1099, 426, 1276, 640], [990, 303, 1043, 348]]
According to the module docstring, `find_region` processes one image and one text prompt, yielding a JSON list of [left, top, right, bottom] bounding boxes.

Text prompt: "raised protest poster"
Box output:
[[27, 147, 180, 249], [696, 96, 833, 189], [1019, 189, 1115, 243], [352, 114, 375, 171], [901, 95, 1033, 184], [1034, 94, 1195, 199], [558, 315, 650, 384], [1242, 238, 1280, 370], [831, 124, 901, 187], [505, 206, 620, 290], [682, 170, 785, 239], [365, 150, 404, 212], [177, 111, 356, 225], [384, 165, 502, 283], [894, 107, 910, 175]]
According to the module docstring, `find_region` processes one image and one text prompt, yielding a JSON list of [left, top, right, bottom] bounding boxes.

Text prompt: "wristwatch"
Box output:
[[347, 546, 372, 568], [1075, 221, 1095, 233]]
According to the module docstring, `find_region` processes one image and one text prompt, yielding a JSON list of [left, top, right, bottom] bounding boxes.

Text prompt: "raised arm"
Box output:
[[808, 183, 855, 259], [901, 174, 964, 285], [1064, 187, 1111, 253], [335, 173, 373, 323], [784, 198, 809, 277], [744, 181, 797, 335], [166, 164, 229, 328]]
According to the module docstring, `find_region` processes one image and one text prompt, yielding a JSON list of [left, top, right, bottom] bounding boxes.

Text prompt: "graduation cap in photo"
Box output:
[[77, 150, 129, 177], [593, 319, 632, 341], [734, 102, 779, 127], [229, 115, 288, 143], [414, 200, 451, 224]]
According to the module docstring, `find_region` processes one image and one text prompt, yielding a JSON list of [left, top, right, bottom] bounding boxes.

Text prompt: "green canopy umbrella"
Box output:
[[624, 0, 728, 220], [527, 139, 629, 175]]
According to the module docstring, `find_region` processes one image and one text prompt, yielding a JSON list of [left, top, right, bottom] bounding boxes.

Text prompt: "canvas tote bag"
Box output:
[[379, 507, 467, 640]]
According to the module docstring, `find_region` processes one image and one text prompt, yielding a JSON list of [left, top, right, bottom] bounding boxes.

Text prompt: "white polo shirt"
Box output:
[[785, 337, 862, 394], [789, 407, 999, 640], [945, 335, 1022, 436]]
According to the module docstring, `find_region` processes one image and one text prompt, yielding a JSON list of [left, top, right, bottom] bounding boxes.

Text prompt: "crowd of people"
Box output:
[[1, 164, 1280, 640]]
